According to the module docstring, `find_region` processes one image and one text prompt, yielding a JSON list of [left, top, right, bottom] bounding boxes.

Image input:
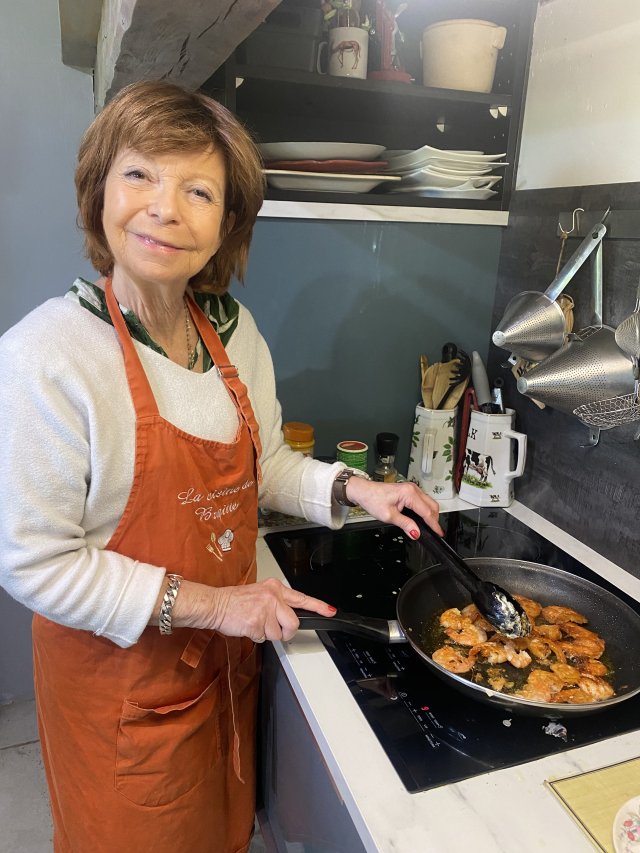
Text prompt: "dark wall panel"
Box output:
[[488, 183, 640, 576]]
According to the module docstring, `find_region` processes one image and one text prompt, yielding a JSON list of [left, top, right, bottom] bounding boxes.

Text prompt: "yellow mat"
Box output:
[[546, 757, 640, 852]]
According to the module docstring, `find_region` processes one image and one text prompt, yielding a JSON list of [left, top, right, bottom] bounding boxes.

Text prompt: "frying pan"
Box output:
[[297, 557, 640, 718]]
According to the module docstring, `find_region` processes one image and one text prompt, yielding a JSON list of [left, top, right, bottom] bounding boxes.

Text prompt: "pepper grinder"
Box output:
[[373, 432, 400, 482]]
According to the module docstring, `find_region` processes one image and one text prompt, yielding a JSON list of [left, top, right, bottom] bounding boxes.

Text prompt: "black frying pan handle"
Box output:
[[402, 508, 476, 596], [294, 609, 405, 643]]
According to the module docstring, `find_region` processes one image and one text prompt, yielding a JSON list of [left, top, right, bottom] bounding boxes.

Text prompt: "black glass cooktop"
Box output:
[[265, 508, 640, 794]]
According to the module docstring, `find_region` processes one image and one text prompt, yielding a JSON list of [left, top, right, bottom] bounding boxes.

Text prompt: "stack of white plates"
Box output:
[[258, 142, 401, 194], [382, 144, 508, 200]]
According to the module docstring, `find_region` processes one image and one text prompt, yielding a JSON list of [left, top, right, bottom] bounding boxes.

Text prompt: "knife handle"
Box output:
[[454, 387, 477, 492], [471, 351, 492, 407]]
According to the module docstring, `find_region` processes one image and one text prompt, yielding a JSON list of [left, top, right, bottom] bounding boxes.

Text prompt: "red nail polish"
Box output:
[[409, 529, 420, 540], [328, 605, 337, 614]]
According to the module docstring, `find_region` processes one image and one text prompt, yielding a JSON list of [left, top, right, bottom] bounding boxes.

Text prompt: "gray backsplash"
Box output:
[[487, 182, 640, 576], [235, 218, 503, 473]]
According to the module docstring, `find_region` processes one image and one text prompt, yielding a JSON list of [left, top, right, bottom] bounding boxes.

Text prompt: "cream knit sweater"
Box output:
[[0, 288, 346, 647]]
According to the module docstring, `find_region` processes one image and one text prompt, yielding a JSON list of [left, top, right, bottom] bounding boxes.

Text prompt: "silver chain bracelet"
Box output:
[[159, 574, 183, 635]]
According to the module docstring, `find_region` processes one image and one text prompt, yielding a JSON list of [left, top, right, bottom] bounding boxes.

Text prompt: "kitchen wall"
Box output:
[[0, 6, 502, 702], [488, 0, 640, 575], [0, 0, 95, 335], [234, 219, 502, 469], [0, 0, 95, 704]]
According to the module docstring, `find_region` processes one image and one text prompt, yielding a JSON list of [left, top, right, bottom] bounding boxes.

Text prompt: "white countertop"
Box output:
[[256, 499, 640, 853]]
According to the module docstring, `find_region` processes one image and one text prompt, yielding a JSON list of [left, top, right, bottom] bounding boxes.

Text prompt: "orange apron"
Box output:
[[33, 280, 263, 853]]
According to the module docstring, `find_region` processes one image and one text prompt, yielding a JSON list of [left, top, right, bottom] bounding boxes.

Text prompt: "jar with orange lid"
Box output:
[[283, 422, 315, 457]]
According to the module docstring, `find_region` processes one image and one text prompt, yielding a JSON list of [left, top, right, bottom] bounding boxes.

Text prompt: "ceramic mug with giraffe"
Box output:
[[407, 404, 457, 500], [317, 26, 369, 79]]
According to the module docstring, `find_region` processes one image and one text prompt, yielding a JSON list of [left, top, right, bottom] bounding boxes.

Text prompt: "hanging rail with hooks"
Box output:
[[557, 208, 640, 240]]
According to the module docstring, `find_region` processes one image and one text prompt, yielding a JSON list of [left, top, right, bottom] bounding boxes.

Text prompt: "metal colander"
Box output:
[[614, 278, 640, 362], [516, 326, 636, 416], [493, 223, 606, 361], [492, 292, 565, 363]]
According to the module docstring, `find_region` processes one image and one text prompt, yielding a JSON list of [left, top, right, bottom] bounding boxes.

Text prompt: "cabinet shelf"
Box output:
[[263, 187, 502, 210], [235, 64, 513, 109], [202, 0, 538, 219]]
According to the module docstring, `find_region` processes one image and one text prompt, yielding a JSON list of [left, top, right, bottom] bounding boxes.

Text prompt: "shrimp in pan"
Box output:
[[432, 646, 476, 674], [440, 607, 487, 646], [512, 595, 542, 621], [444, 623, 488, 647], [539, 605, 588, 625]]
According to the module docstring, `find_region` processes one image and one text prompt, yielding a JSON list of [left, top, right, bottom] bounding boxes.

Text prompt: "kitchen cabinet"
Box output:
[[202, 0, 537, 219], [257, 644, 367, 853]]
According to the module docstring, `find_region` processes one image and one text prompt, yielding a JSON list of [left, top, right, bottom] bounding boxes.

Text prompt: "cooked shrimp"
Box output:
[[513, 594, 542, 620], [578, 675, 614, 701], [439, 608, 467, 630], [527, 637, 552, 660], [460, 603, 494, 632], [432, 598, 614, 705], [503, 641, 532, 668], [540, 605, 588, 624], [560, 639, 605, 660], [527, 637, 567, 664], [559, 622, 603, 643], [432, 646, 476, 673], [558, 623, 605, 660], [517, 669, 563, 702], [470, 641, 509, 664], [577, 659, 608, 677], [550, 662, 581, 685], [445, 623, 488, 647], [554, 688, 594, 704], [534, 623, 562, 641]]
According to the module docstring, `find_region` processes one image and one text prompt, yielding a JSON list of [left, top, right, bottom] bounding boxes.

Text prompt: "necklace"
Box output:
[[183, 299, 199, 370]]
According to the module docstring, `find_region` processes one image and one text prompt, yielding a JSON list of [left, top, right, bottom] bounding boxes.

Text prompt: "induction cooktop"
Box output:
[[265, 507, 640, 794]]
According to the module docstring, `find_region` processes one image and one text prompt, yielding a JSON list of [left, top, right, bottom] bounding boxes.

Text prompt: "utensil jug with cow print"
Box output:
[[458, 408, 527, 507]]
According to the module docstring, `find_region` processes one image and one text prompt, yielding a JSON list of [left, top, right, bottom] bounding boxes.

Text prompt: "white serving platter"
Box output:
[[258, 142, 386, 162], [387, 185, 499, 200], [263, 169, 401, 193], [385, 144, 507, 172], [401, 170, 503, 189]]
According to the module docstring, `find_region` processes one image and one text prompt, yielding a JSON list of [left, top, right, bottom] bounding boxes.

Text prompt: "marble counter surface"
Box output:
[[256, 499, 640, 853]]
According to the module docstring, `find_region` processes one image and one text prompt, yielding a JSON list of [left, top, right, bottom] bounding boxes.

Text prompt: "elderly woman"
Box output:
[[0, 81, 440, 852]]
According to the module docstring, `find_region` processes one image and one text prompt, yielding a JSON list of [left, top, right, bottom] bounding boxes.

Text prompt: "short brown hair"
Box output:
[[75, 80, 265, 294]]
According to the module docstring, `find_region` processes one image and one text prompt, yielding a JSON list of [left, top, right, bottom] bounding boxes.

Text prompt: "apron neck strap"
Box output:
[[187, 296, 263, 482], [105, 279, 159, 419]]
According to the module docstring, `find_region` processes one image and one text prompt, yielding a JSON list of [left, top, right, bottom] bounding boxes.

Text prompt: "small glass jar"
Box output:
[[373, 432, 399, 482], [283, 422, 315, 457]]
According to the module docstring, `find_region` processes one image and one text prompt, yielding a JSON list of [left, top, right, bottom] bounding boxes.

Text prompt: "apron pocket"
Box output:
[[115, 674, 224, 807]]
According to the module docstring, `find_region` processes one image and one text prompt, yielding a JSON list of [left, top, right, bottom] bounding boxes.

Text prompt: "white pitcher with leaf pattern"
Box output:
[[407, 404, 457, 499]]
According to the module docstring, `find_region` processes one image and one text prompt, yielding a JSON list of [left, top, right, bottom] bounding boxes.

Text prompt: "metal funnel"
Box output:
[[516, 326, 635, 416], [492, 292, 565, 363], [493, 223, 606, 361]]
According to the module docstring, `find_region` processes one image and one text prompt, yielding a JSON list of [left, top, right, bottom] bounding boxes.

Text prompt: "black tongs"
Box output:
[[403, 508, 531, 638]]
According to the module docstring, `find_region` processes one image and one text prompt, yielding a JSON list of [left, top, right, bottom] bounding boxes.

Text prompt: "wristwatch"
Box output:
[[332, 468, 371, 507]]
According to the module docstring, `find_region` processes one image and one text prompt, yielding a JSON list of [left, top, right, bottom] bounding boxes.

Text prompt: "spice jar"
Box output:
[[336, 440, 368, 472], [283, 422, 315, 457]]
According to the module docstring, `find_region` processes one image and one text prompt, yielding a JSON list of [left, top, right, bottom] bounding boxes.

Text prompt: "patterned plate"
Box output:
[[613, 796, 640, 853]]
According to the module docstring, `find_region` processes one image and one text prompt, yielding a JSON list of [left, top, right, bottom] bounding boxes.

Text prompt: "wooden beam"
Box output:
[[58, 0, 102, 71], [95, 0, 282, 109]]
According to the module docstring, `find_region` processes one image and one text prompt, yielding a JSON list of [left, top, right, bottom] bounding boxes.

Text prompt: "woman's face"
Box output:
[[102, 146, 228, 292]]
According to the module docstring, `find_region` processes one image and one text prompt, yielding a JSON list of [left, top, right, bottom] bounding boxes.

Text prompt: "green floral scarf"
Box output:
[[66, 278, 239, 372]]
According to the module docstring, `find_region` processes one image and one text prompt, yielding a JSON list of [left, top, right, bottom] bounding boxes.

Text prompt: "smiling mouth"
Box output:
[[134, 233, 182, 251]]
